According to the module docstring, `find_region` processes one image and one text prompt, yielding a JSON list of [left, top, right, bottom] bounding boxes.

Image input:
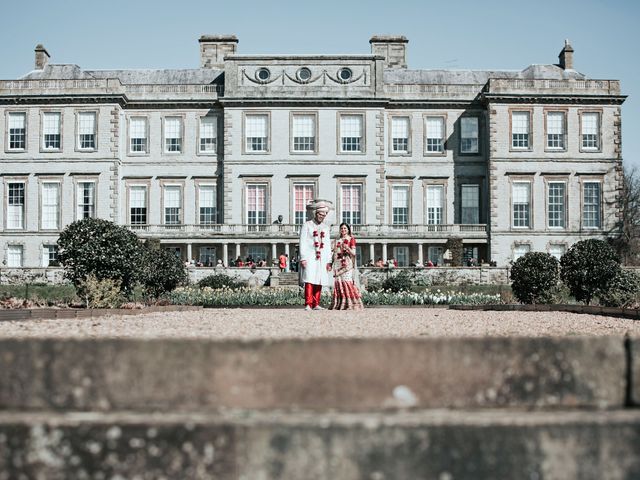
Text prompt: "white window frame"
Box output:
[[6, 245, 24, 268], [198, 115, 217, 155], [41, 111, 62, 152], [427, 246, 444, 266], [545, 110, 566, 151], [511, 110, 531, 150], [393, 246, 409, 267], [426, 184, 445, 225], [512, 181, 532, 229], [163, 116, 183, 154], [6, 180, 26, 230], [513, 243, 531, 261], [40, 181, 61, 230], [198, 246, 216, 266], [6, 112, 27, 152], [580, 111, 601, 152], [582, 180, 602, 229], [460, 117, 479, 154], [425, 115, 445, 154], [129, 116, 149, 154], [162, 184, 183, 226], [291, 113, 317, 153], [76, 111, 97, 151], [390, 184, 410, 225], [76, 180, 96, 220], [460, 184, 480, 224], [244, 113, 270, 153], [338, 113, 365, 154], [128, 184, 148, 226], [390, 115, 410, 154], [547, 180, 566, 229], [548, 244, 566, 261], [42, 244, 59, 267], [293, 183, 315, 225], [197, 183, 217, 226], [340, 183, 363, 226], [245, 183, 269, 225]]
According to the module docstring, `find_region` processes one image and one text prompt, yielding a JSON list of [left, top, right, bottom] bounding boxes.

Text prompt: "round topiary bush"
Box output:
[[510, 252, 559, 304], [140, 244, 188, 298], [197, 273, 244, 290], [57, 218, 144, 294], [597, 269, 640, 308], [560, 239, 621, 305], [382, 271, 413, 292]]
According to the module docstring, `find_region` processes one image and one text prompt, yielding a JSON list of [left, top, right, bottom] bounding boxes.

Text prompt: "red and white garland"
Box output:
[[337, 237, 354, 268], [312, 230, 326, 260]]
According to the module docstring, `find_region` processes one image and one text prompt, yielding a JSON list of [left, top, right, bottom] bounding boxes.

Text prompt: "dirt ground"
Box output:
[[0, 307, 638, 339]]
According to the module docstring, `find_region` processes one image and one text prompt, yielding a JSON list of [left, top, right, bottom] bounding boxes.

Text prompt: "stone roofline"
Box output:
[[369, 35, 408, 44], [199, 35, 238, 43], [225, 55, 385, 61]]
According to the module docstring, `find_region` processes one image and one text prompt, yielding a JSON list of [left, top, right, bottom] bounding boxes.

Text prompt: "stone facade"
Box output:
[[0, 36, 625, 270]]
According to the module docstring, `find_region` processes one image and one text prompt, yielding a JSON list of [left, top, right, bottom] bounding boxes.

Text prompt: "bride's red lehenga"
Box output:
[[329, 235, 364, 310]]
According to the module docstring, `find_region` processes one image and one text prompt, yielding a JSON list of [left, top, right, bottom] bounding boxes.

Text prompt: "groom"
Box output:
[[299, 199, 333, 310]]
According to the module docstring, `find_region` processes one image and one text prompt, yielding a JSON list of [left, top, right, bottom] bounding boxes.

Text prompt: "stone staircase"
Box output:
[[1, 335, 639, 478], [274, 271, 300, 287]]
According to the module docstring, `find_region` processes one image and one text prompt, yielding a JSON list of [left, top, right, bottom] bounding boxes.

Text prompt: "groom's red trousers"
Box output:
[[304, 283, 322, 308]]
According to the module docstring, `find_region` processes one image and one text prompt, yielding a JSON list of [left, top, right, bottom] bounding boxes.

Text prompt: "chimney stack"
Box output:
[[558, 39, 574, 70], [369, 35, 408, 69], [199, 35, 238, 68], [35, 44, 50, 70]]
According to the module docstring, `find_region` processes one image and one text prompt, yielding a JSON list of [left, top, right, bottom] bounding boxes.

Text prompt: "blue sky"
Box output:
[[1, 0, 637, 169]]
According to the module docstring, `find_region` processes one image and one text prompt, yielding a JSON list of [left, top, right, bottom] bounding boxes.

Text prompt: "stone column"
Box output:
[[272, 243, 277, 262], [235, 244, 241, 260], [382, 243, 388, 263], [418, 243, 424, 264], [223, 243, 229, 267], [187, 243, 193, 262], [284, 243, 290, 256], [369, 243, 375, 263]]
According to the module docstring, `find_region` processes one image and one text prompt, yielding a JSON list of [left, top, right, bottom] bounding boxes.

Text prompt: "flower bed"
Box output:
[[167, 286, 502, 307]]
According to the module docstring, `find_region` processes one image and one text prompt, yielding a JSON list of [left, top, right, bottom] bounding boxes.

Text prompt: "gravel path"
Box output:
[[0, 308, 638, 339]]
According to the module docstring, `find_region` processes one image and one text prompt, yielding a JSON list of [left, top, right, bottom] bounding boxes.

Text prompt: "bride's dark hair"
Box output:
[[339, 222, 352, 236]]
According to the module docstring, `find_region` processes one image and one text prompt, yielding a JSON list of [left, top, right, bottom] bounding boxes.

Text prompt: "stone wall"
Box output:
[[3, 266, 639, 288]]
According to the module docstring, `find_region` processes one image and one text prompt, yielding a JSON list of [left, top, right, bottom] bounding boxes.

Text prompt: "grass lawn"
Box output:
[[0, 284, 78, 304]]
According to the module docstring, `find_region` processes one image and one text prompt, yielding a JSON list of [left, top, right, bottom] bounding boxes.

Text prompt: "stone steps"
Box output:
[[2, 409, 640, 479], [0, 336, 627, 411], [1, 335, 639, 478], [277, 272, 300, 286]]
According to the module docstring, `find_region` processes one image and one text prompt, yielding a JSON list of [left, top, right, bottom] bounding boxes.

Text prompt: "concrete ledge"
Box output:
[[0, 305, 203, 322], [0, 337, 626, 411], [631, 337, 640, 406], [1, 410, 639, 480]]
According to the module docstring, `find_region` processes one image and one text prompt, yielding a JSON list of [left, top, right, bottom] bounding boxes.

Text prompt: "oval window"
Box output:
[[256, 68, 271, 82], [338, 67, 352, 82], [297, 67, 312, 82]]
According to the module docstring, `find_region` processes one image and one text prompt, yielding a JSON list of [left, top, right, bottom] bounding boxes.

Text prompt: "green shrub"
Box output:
[[197, 273, 244, 290], [167, 286, 502, 307], [598, 269, 640, 308], [510, 252, 559, 304], [140, 243, 188, 298], [78, 274, 124, 308], [560, 239, 621, 305], [57, 218, 143, 294], [445, 237, 464, 266], [382, 271, 413, 292]]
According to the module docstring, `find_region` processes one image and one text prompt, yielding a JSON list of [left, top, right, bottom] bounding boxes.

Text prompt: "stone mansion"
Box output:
[[0, 35, 625, 268]]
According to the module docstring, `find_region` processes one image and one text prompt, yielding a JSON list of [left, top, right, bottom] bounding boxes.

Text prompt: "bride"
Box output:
[[329, 223, 364, 310]]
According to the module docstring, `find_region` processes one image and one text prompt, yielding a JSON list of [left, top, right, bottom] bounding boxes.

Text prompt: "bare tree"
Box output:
[[612, 165, 640, 265]]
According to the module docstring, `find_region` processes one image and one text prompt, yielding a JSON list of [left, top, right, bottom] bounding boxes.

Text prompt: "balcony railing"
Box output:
[[126, 223, 488, 239], [0, 79, 223, 99], [486, 78, 621, 96]]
